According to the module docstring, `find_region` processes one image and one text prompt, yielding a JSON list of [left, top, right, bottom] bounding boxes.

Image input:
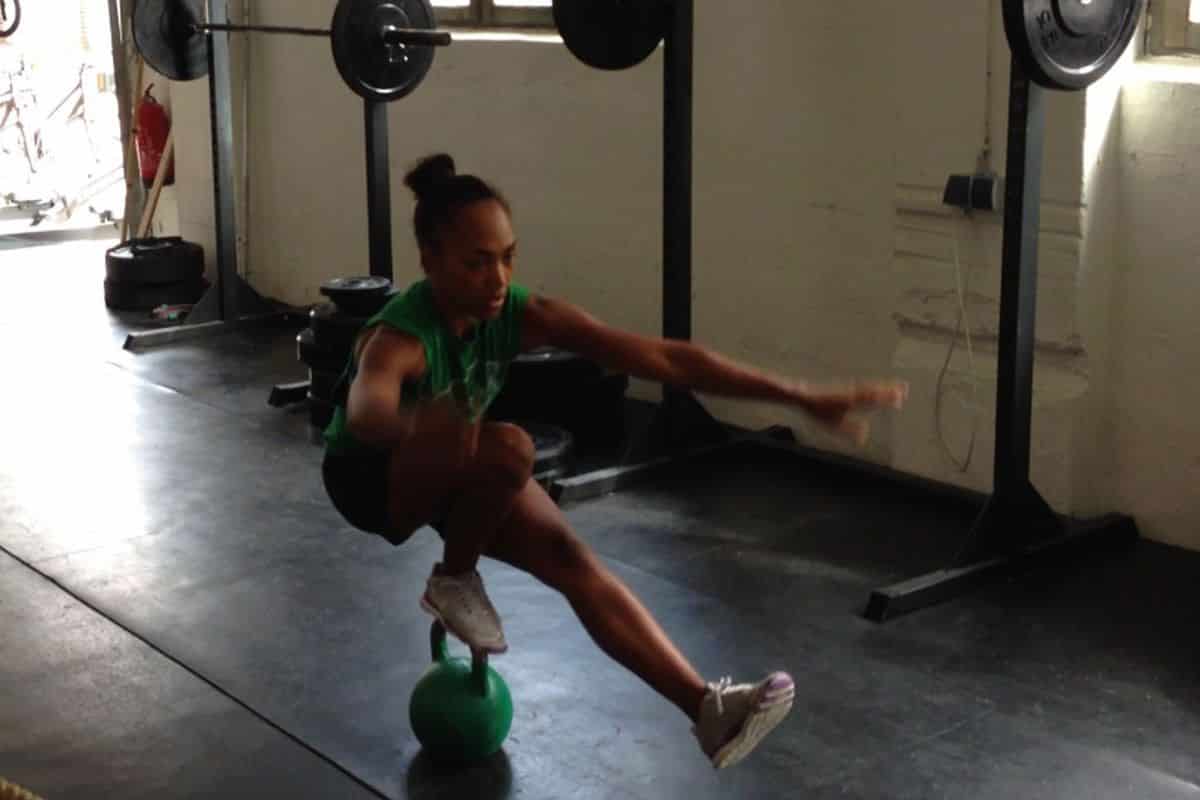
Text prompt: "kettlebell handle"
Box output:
[[429, 620, 491, 697]]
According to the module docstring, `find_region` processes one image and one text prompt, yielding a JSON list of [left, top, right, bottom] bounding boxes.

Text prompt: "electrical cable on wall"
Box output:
[[934, 215, 979, 473]]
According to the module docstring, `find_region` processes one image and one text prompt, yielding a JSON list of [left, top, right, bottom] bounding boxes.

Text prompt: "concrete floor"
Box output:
[[2, 235, 1199, 799]]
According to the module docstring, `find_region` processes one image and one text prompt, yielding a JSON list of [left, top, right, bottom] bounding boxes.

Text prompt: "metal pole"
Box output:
[[364, 100, 393, 280], [207, 0, 240, 320], [993, 59, 1045, 498], [200, 22, 328, 37], [197, 22, 451, 46], [662, 0, 693, 417]]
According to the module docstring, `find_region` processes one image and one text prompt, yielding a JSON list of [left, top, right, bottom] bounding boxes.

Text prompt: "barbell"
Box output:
[[548, 0, 1145, 91], [133, 0, 450, 101], [134, 0, 1146, 107]]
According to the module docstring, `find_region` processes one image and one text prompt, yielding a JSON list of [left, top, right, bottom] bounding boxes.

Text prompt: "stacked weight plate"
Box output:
[[489, 346, 629, 450], [297, 277, 394, 430], [295, 280, 602, 484], [510, 420, 574, 487], [104, 237, 208, 311]]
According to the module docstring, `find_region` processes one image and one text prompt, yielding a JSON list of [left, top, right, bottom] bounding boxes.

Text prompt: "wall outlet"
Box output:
[[943, 173, 1003, 213]]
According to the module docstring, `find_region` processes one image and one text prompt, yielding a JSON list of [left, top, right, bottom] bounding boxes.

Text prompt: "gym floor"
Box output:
[[2, 236, 1199, 799]]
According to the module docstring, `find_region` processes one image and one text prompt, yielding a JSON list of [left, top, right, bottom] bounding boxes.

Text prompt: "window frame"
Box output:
[[1147, 0, 1200, 57], [433, 0, 554, 29]]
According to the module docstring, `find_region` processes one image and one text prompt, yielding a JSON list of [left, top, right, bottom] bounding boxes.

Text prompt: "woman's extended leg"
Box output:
[[482, 479, 795, 768], [483, 478, 709, 720]]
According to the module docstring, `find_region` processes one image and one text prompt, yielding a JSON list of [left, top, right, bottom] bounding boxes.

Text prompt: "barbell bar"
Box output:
[[133, 0, 450, 101], [196, 22, 451, 48]]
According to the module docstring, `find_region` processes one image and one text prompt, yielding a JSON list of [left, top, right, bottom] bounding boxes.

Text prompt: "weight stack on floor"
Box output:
[[104, 237, 207, 311], [489, 347, 629, 448], [298, 277, 395, 430], [517, 420, 575, 487]]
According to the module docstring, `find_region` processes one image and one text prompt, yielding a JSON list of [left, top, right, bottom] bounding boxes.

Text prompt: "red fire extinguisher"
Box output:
[[135, 85, 174, 188]]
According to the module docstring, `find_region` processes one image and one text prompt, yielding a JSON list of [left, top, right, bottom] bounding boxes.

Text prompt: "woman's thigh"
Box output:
[[481, 478, 599, 586], [384, 421, 534, 543]]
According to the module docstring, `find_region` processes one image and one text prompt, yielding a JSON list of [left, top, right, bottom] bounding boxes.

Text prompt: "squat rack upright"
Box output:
[[549, 0, 1140, 621], [123, 0, 451, 351]]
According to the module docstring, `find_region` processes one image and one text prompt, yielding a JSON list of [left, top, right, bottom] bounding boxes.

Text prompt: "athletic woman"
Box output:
[[321, 154, 908, 769]]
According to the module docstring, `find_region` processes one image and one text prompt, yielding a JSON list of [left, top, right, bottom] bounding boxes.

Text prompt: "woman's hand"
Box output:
[[793, 380, 909, 447]]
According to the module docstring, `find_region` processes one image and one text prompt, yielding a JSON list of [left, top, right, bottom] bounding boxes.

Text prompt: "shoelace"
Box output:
[[708, 676, 733, 716]]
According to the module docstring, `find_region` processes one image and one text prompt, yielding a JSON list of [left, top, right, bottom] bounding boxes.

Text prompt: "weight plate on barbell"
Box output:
[[1003, 0, 1144, 91], [133, 0, 209, 81], [331, 0, 438, 101], [553, 0, 669, 71]]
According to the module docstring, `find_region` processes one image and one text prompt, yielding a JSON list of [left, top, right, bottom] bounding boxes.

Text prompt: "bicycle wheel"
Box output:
[[0, 0, 21, 39]]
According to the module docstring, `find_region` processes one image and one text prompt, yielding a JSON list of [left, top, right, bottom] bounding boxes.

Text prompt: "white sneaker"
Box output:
[[419, 565, 508, 654], [693, 672, 795, 769]]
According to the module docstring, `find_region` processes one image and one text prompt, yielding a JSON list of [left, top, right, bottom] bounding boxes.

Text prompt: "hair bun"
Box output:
[[405, 153, 456, 199]]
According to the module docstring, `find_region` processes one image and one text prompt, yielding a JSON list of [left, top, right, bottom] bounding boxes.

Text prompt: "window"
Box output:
[[432, 0, 554, 28], [1148, 0, 1200, 55]]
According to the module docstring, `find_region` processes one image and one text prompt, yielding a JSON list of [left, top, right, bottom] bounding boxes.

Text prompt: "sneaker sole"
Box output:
[[710, 673, 796, 770], [419, 592, 509, 655]]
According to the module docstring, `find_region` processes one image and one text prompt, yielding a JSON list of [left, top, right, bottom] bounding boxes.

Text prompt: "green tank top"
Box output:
[[322, 279, 531, 455]]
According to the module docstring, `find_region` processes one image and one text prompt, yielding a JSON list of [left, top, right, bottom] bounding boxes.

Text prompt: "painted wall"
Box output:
[[1111, 66, 1200, 550], [155, 2, 1200, 549]]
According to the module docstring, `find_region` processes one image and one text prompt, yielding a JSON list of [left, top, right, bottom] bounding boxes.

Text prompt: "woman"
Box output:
[[321, 154, 907, 769]]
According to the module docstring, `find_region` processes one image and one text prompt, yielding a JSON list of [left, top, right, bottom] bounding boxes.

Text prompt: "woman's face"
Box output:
[[423, 198, 516, 323]]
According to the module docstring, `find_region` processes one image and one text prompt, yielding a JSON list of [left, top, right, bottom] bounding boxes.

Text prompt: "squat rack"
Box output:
[[123, 0, 451, 352], [549, 0, 1140, 621]]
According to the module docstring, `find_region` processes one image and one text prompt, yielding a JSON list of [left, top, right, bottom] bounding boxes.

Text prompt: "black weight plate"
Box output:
[[1003, 0, 1144, 91], [331, 0, 438, 101], [514, 346, 583, 366], [106, 236, 185, 261], [106, 237, 205, 285], [553, 0, 669, 71], [104, 277, 208, 311], [561, 372, 629, 444], [309, 392, 336, 430], [489, 371, 628, 445], [310, 303, 369, 354], [309, 368, 342, 402], [297, 329, 351, 374], [532, 464, 569, 488], [512, 421, 574, 474], [510, 346, 604, 379], [319, 275, 393, 316], [133, 0, 209, 81]]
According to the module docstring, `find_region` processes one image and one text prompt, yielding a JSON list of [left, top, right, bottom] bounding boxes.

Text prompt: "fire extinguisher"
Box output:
[[135, 84, 174, 189]]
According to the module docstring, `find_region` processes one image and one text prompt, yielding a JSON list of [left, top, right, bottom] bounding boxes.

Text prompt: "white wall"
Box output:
[[156, 2, 1200, 549], [1112, 71, 1200, 550]]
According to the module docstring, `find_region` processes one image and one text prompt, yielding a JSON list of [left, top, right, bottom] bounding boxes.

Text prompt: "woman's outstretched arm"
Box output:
[[519, 294, 907, 445]]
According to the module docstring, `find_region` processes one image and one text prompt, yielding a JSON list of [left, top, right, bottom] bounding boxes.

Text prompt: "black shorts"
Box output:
[[321, 449, 446, 545]]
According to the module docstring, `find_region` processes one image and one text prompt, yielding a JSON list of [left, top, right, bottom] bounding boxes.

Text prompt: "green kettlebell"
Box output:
[[408, 621, 513, 764]]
